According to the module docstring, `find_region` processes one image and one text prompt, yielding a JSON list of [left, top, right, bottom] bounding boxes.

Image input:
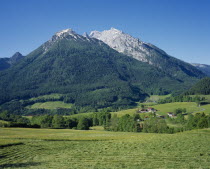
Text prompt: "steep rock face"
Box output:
[[89, 28, 205, 80], [90, 28, 155, 63], [191, 63, 210, 77]]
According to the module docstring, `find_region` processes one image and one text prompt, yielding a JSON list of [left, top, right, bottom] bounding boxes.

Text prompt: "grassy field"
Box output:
[[65, 112, 94, 119], [146, 94, 171, 102], [152, 102, 203, 115], [112, 108, 138, 117], [26, 101, 73, 109], [195, 104, 210, 115], [0, 128, 210, 168], [111, 102, 205, 117]]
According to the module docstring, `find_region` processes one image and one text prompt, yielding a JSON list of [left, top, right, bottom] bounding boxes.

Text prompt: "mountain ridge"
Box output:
[[191, 63, 210, 77], [0, 52, 24, 71], [0, 28, 206, 110], [89, 28, 205, 80]]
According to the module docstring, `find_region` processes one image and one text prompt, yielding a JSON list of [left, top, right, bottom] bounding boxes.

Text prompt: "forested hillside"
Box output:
[[186, 77, 210, 95], [0, 30, 205, 110]]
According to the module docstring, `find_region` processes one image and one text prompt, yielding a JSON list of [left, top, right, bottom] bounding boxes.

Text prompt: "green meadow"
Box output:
[[146, 94, 171, 102], [152, 102, 202, 115], [0, 128, 210, 169], [26, 101, 73, 109], [111, 102, 207, 117]]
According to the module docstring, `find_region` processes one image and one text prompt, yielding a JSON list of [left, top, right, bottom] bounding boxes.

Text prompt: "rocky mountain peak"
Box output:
[[52, 28, 79, 41], [9, 52, 24, 65], [43, 28, 82, 53], [89, 28, 150, 62], [55, 28, 76, 37]]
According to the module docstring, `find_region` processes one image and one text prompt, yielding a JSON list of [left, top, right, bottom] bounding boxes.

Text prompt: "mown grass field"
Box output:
[[0, 128, 210, 168], [26, 101, 73, 109]]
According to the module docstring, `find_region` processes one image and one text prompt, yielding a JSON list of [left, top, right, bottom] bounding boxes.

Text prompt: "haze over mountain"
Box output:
[[0, 52, 24, 71], [0, 28, 206, 109], [191, 63, 210, 77]]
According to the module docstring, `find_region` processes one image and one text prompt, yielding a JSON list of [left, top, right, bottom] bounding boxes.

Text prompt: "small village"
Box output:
[[137, 107, 177, 119]]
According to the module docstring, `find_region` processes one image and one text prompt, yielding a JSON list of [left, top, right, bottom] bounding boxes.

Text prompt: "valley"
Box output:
[[1, 92, 210, 168], [0, 24, 209, 169], [1, 0, 210, 168]]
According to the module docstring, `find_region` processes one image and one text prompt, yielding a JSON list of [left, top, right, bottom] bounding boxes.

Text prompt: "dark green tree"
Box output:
[[77, 117, 89, 130], [52, 115, 65, 129]]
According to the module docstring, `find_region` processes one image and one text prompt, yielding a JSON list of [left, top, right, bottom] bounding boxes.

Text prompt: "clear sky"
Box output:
[[0, 0, 210, 64]]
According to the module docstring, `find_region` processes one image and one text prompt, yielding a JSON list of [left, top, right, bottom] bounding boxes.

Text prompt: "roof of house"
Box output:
[[140, 109, 147, 111]]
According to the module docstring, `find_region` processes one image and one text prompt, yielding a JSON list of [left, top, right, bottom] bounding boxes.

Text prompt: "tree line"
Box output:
[[158, 95, 205, 105], [1, 110, 210, 134]]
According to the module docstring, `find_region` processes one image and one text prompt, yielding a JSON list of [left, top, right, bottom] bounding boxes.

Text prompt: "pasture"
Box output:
[[146, 94, 171, 102], [26, 101, 73, 109], [0, 128, 210, 168], [111, 102, 207, 117], [152, 102, 202, 115]]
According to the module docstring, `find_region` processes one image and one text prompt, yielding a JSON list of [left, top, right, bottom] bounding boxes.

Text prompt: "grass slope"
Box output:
[[111, 102, 203, 117], [152, 102, 202, 115], [146, 94, 171, 102], [196, 104, 210, 115], [0, 128, 210, 168], [26, 101, 72, 109]]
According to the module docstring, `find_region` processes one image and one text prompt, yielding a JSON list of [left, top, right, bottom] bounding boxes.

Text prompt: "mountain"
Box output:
[[0, 29, 201, 107], [191, 63, 210, 77], [9, 52, 24, 65], [186, 77, 210, 95], [0, 28, 203, 109], [0, 58, 10, 71], [0, 52, 24, 71], [89, 28, 205, 81]]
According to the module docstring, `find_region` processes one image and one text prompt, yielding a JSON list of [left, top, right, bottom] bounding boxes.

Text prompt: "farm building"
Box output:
[[157, 115, 165, 119], [147, 107, 157, 112], [138, 107, 157, 113], [167, 112, 176, 117]]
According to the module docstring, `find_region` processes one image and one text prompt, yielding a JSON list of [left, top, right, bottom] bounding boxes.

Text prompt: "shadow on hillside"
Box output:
[[0, 162, 42, 168]]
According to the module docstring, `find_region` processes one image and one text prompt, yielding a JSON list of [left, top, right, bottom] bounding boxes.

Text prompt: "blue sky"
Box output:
[[0, 0, 210, 64]]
